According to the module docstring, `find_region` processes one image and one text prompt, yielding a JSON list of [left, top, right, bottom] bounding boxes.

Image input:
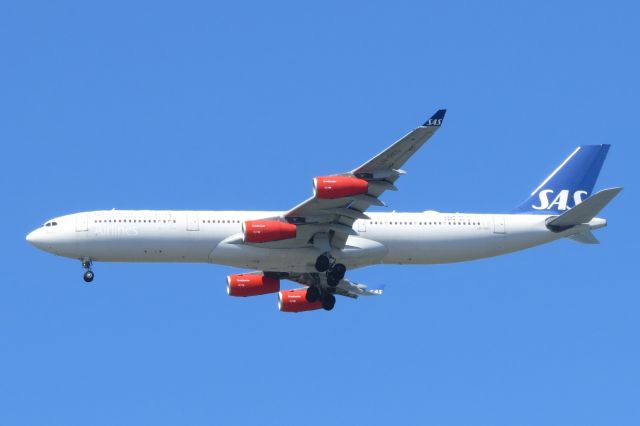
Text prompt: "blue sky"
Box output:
[[1, 1, 638, 424]]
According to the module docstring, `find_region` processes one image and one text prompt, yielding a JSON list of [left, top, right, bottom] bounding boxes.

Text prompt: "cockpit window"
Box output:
[[52, 222, 58, 226], [45, 223, 51, 227]]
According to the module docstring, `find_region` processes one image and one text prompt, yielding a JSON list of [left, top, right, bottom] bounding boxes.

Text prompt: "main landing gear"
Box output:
[[305, 286, 336, 311], [308, 253, 344, 311], [306, 285, 320, 302], [82, 258, 94, 283], [314, 254, 346, 288], [321, 292, 336, 311]]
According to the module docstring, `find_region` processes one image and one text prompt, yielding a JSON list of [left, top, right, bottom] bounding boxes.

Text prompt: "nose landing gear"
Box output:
[[82, 258, 94, 283]]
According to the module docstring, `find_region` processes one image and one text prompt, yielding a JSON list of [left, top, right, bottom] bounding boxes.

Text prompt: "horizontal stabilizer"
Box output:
[[568, 230, 600, 244], [547, 187, 622, 229]]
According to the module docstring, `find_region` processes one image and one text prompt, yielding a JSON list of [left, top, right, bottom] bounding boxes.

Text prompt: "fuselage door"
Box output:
[[187, 212, 199, 231], [357, 219, 367, 232], [75, 213, 88, 232], [493, 215, 506, 234]]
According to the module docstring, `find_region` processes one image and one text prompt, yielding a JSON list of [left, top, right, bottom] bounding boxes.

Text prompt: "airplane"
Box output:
[[26, 109, 622, 313]]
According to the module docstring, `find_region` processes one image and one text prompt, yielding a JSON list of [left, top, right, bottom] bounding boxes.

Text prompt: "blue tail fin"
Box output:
[[514, 145, 611, 214]]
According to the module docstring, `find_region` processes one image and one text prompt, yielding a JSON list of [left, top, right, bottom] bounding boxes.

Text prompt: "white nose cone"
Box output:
[[26, 229, 38, 245], [26, 228, 46, 250]]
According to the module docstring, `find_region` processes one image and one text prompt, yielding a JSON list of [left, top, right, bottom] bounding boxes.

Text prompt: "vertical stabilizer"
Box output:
[[514, 145, 610, 214]]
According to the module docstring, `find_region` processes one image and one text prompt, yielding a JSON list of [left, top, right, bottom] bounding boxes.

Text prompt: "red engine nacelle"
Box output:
[[313, 176, 369, 199], [227, 273, 280, 297], [278, 289, 323, 313], [243, 220, 297, 244]]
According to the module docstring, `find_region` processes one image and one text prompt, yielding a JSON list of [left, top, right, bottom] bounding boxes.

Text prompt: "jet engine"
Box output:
[[243, 220, 297, 244], [313, 176, 368, 199], [278, 289, 323, 312], [227, 273, 280, 297]]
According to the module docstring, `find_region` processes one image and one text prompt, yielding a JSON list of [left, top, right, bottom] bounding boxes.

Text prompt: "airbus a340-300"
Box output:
[[26, 110, 622, 312]]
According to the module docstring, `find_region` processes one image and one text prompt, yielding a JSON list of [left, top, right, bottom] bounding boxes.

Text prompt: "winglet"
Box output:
[[423, 109, 447, 127]]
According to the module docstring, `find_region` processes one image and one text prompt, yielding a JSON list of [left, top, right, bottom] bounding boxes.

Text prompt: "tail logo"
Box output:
[[532, 189, 588, 211]]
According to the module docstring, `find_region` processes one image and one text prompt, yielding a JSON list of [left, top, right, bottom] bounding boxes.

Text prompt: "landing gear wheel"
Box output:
[[306, 286, 320, 303], [81, 258, 94, 283], [326, 263, 346, 287], [321, 293, 336, 311], [315, 254, 331, 272], [327, 271, 341, 287], [83, 270, 94, 283], [332, 263, 346, 280]]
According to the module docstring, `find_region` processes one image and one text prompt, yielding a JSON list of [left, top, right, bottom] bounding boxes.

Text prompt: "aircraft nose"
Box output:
[[26, 225, 65, 255], [26, 228, 44, 248]]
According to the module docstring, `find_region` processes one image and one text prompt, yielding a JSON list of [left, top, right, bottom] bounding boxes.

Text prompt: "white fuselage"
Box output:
[[26, 210, 606, 273]]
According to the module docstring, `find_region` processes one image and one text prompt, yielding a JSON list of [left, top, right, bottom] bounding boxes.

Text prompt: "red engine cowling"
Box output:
[[227, 273, 280, 297], [278, 289, 323, 312], [243, 220, 297, 244], [314, 176, 369, 199]]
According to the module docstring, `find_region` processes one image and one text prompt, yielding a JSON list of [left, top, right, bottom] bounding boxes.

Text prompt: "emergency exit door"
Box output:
[[187, 212, 199, 231], [75, 214, 88, 232], [493, 215, 506, 234]]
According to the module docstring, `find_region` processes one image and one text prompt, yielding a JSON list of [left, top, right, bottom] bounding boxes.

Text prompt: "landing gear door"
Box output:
[[187, 212, 199, 231], [75, 214, 88, 232], [493, 215, 506, 234]]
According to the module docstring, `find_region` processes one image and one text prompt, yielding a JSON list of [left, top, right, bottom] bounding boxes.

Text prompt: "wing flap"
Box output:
[[284, 272, 384, 299]]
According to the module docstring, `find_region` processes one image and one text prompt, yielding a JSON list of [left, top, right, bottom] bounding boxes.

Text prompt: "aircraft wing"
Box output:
[[284, 272, 384, 299], [284, 109, 446, 249]]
